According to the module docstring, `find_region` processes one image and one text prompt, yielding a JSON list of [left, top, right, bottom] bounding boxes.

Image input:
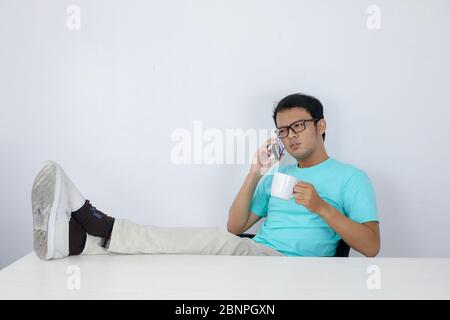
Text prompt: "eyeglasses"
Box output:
[[274, 119, 319, 138]]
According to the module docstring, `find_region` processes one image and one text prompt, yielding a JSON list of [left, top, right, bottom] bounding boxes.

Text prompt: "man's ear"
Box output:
[[317, 118, 326, 136]]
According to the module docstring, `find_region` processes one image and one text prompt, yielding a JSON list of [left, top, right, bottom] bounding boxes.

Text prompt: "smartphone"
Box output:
[[270, 138, 285, 160]]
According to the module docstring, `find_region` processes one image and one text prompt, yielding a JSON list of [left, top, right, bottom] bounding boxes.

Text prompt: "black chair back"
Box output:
[[334, 239, 350, 257]]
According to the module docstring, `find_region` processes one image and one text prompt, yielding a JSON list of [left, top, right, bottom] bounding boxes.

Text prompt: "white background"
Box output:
[[1, 0, 449, 269]]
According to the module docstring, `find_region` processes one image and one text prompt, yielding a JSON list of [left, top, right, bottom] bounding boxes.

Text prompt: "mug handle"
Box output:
[[290, 181, 300, 199]]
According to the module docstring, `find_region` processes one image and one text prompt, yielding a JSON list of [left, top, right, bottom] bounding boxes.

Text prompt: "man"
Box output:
[[228, 93, 380, 257], [31, 93, 379, 260]]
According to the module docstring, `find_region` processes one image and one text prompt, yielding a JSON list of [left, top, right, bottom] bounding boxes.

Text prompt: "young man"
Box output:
[[228, 93, 380, 257], [31, 93, 379, 261]]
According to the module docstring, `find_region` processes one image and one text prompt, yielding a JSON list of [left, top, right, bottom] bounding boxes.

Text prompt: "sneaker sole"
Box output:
[[31, 161, 63, 260]]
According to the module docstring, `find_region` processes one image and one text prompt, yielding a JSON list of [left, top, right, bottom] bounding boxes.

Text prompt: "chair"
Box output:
[[238, 233, 350, 257]]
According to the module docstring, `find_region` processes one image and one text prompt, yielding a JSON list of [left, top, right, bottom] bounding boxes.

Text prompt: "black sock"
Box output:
[[69, 218, 87, 255], [71, 200, 115, 248]]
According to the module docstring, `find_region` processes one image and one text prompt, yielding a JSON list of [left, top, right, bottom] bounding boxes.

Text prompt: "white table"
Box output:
[[1, 253, 449, 299]]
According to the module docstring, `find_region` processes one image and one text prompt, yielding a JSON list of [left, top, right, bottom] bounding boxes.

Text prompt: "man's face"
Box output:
[[275, 107, 325, 160]]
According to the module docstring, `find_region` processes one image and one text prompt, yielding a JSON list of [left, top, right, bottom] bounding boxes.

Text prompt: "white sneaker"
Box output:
[[31, 160, 86, 260]]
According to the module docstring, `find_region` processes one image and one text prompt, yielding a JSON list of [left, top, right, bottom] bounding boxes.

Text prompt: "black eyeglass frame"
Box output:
[[274, 118, 321, 138]]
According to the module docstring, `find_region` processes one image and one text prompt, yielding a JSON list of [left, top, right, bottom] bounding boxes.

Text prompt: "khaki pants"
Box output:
[[81, 218, 284, 257]]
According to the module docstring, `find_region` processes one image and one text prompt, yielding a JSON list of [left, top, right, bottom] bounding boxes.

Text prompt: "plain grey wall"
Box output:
[[1, 0, 449, 269]]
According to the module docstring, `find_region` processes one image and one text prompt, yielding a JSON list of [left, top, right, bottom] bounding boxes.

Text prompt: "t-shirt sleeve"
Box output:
[[342, 170, 379, 223], [249, 174, 271, 218]]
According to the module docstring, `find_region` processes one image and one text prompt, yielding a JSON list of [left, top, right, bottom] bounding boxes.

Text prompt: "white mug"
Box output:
[[270, 172, 299, 200]]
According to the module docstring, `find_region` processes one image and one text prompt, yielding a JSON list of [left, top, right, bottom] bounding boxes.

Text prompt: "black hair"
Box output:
[[272, 93, 325, 141]]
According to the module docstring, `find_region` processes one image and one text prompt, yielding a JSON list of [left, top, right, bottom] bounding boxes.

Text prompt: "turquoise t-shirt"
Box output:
[[250, 157, 379, 256]]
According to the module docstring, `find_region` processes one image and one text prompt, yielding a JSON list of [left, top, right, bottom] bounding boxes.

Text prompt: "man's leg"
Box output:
[[105, 219, 283, 256], [70, 195, 282, 256], [31, 160, 283, 260], [72, 199, 283, 257], [79, 221, 283, 257]]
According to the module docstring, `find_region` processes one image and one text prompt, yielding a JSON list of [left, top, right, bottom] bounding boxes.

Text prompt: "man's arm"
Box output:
[[293, 181, 380, 257], [227, 138, 278, 235], [227, 172, 262, 235], [319, 205, 380, 257]]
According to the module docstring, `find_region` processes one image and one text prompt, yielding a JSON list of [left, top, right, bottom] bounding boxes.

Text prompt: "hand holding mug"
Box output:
[[293, 181, 328, 214]]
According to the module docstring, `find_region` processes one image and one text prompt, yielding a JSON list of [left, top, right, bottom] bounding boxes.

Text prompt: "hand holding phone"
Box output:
[[251, 138, 284, 175], [269, 138, 285, 161]]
